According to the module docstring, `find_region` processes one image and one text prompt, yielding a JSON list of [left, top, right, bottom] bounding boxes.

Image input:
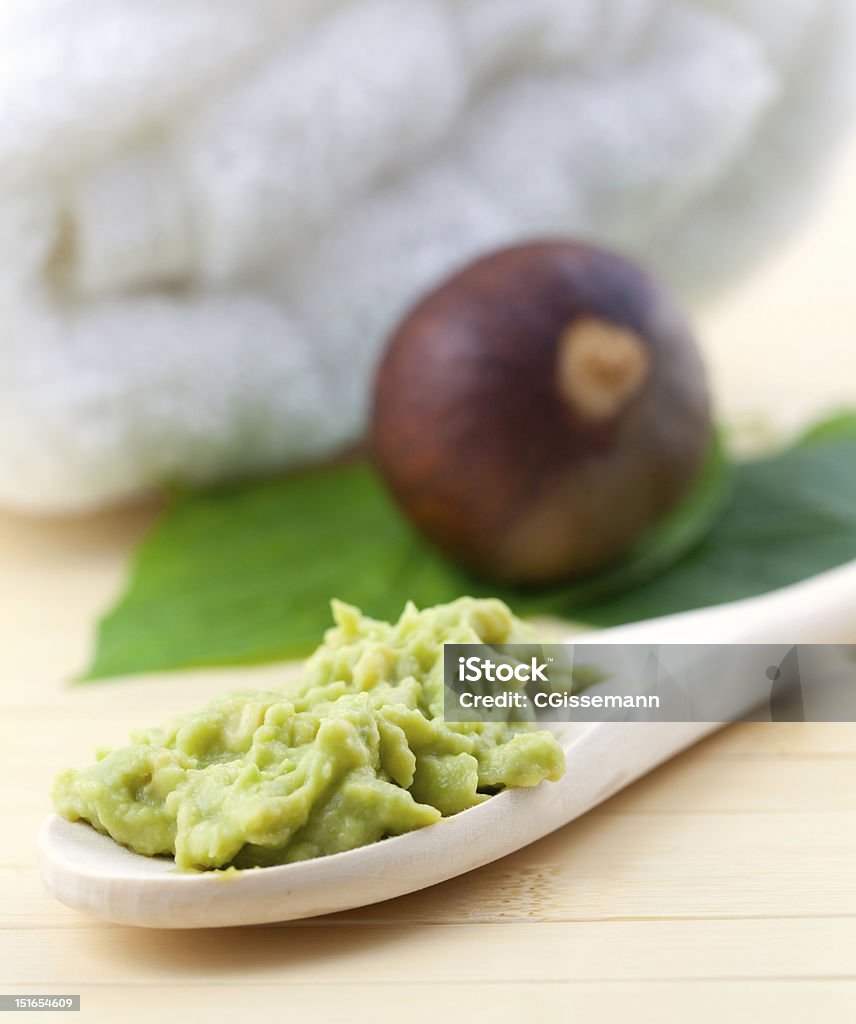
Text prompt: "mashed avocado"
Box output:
[[53, 598, 565, 870]]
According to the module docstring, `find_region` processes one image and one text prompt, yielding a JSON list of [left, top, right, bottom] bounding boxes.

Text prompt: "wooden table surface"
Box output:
[[3, 140, 856, 1023]]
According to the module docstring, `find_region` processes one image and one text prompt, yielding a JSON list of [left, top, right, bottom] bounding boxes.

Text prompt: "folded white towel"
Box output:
[[0, 0, 853, 511]]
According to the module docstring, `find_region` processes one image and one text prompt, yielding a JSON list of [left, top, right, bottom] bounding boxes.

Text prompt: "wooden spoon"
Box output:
[[38, 561, 856, 928]]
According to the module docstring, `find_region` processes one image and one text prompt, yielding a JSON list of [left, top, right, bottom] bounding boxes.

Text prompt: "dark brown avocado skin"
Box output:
[[370, 240, 712, 585]]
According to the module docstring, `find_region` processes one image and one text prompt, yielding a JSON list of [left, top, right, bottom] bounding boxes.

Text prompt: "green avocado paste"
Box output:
[[53, 598, 565, 870]]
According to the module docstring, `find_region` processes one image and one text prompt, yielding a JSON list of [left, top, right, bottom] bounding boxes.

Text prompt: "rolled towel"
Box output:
[[0, 0, 853, 512]]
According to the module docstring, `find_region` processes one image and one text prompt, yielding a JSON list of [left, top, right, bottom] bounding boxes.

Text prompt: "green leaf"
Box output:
[[82, 418, 856, 681], [571, 427, 856, 626], [796, 409, 856, 446]]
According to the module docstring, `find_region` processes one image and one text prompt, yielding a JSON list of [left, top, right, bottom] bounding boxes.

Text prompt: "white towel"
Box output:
[[0, 0, 853, 512]]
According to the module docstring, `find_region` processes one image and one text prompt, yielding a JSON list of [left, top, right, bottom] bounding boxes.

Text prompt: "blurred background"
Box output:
[[0, 0, 854, 514], [703, 131, 856, 440], [0, 0, 855, 678], [6, 122, 856, 678]]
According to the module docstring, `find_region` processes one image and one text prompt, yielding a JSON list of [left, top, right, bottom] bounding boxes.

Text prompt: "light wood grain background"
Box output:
[[2, 136, 856, 1023]]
